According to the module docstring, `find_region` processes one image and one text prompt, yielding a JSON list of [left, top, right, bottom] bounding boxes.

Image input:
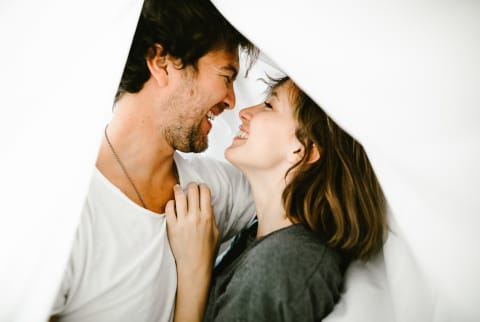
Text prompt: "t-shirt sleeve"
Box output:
[[49, 206, 88, 317], [214, 161, 256, 242], [50, 259, 72, 315], [182, 155, 256, 242]]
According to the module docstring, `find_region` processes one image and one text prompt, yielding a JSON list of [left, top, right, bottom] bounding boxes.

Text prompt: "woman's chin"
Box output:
[[224, 147, 242, 168], [224, 146, 235, 163]]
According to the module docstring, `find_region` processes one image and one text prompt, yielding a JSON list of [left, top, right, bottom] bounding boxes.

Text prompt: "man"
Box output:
[[50, 0, 257, 321]]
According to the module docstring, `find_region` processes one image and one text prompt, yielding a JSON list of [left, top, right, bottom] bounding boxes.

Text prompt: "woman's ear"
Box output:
[[288, 143, 321, 165], [146, 44, 169, 88], [308, 144, 321, 163], [288, 145, 304, 164]]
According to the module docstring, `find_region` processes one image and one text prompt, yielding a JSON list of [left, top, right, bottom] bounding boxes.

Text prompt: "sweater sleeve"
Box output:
[[212, 266, 283, 322]]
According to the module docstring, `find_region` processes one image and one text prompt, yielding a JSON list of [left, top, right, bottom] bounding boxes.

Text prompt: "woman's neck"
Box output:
[[245, 171, 294, 238]]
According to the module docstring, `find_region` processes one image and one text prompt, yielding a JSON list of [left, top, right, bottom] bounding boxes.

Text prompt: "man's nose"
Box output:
[[222, 85, 236, 110]]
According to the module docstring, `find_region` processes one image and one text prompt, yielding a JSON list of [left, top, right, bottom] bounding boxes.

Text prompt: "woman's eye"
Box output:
[[264, 101, 273, 109]]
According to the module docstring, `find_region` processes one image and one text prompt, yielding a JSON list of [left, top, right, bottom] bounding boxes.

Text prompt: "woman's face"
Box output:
[[225, 80, 300, 172]]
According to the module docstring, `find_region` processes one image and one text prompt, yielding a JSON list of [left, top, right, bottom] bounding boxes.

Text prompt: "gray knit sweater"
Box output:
[[203, 222, 344, 322]]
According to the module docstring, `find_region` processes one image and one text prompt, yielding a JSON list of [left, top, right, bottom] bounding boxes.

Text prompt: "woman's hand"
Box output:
[[166, 182, 219, 270], [165, 182, 219, 322]]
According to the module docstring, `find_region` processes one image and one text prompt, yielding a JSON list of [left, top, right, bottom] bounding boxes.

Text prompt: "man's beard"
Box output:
[[164, 120, 208, 153]]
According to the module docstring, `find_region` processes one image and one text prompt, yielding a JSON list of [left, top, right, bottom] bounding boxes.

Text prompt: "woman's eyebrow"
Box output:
[[270, 90, 279, 100]]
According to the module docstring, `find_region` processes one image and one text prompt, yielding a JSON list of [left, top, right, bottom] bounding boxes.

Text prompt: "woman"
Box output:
[[166, 76, 387, 321]]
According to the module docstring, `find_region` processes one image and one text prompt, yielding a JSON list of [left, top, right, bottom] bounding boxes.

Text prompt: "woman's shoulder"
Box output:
[[240, 224, 344, 291], [251, 224, 340, 264], [213, 224, 344, 321]]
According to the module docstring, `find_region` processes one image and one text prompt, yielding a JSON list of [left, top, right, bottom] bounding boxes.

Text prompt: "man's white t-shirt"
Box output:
[[51, 153, 255, 322]]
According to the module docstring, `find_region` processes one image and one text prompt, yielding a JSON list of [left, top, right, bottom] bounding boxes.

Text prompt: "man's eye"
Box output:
[[223, 75, 232, 84], [264, 101, 273, 109]]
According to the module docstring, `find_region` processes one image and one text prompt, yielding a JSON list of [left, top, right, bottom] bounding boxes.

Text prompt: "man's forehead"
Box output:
[[199, 49, 240, 79], [204, 49, 239, 68]]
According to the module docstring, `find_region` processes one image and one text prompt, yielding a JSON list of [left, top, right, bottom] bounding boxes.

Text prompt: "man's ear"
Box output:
[[146, 44, 169, 88]]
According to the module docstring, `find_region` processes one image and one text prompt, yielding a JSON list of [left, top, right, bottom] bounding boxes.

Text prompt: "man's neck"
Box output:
[[96, 97, 178, 214]]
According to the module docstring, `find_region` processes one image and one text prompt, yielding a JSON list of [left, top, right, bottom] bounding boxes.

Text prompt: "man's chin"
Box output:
[[184, 139, 209, 154]]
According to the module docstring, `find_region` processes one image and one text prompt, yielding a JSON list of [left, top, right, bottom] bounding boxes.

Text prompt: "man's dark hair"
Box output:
[[116, 0, 256, 100]]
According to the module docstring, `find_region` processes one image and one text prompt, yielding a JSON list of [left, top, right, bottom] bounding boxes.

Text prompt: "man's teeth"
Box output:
[[237, 131, 248, 139], [207, 111, 215, 121]]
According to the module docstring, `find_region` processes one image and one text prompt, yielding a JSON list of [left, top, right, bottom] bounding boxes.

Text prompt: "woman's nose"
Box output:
[[239, 103, 262, 122]]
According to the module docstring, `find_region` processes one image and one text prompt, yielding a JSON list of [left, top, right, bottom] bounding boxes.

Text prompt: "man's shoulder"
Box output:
[[174, 152, 243, 184], [174, 152, 230, 168]]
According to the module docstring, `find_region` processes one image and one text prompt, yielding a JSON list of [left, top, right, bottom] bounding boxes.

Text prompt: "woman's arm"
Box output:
[[165, 183, 219, 322]]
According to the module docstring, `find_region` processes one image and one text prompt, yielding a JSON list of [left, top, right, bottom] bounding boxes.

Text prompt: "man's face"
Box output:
[[163, 49, 239, 153]]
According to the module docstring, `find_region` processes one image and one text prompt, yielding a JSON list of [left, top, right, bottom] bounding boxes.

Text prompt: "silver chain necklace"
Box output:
[[104, 125, 147, 209]]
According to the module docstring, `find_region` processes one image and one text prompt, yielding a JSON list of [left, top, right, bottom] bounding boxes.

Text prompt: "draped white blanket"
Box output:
[[1, 1, 479, 321]]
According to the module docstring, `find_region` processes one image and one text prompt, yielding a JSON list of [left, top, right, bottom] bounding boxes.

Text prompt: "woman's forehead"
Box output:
[[270, 80, 298, 105]]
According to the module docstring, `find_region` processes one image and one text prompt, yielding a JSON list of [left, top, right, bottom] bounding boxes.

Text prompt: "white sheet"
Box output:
[[0, 1, 143, 321], [212, 1, 480, 321], [1, 1, 479, 321]]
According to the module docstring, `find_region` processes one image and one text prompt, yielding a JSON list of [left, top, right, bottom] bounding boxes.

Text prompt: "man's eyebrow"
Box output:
[[221, 65, 238, 80]]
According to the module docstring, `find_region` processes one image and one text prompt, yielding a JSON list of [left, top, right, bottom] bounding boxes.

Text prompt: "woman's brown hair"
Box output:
[[273, 77, 387, 262]]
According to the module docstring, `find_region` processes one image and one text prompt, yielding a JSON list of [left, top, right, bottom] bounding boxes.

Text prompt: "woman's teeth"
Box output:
[[237, 130, 248, 139], [206, 111, 215, 121]]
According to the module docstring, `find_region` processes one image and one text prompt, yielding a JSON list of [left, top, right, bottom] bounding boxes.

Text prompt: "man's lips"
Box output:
[[206, 105, 225, 122], [206, 110, 216, 121]]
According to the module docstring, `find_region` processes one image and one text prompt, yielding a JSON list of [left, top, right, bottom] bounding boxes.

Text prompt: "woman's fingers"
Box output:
[[186, 182, 200, 215], [170, 182, 214, 223], [165, 199, 176, 221], [173, 184, 187, 220], [166, 182, 219, 274], [199, 183, 212, 217], [165, 200, 177, 241], [199, 183, 219, 243]]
